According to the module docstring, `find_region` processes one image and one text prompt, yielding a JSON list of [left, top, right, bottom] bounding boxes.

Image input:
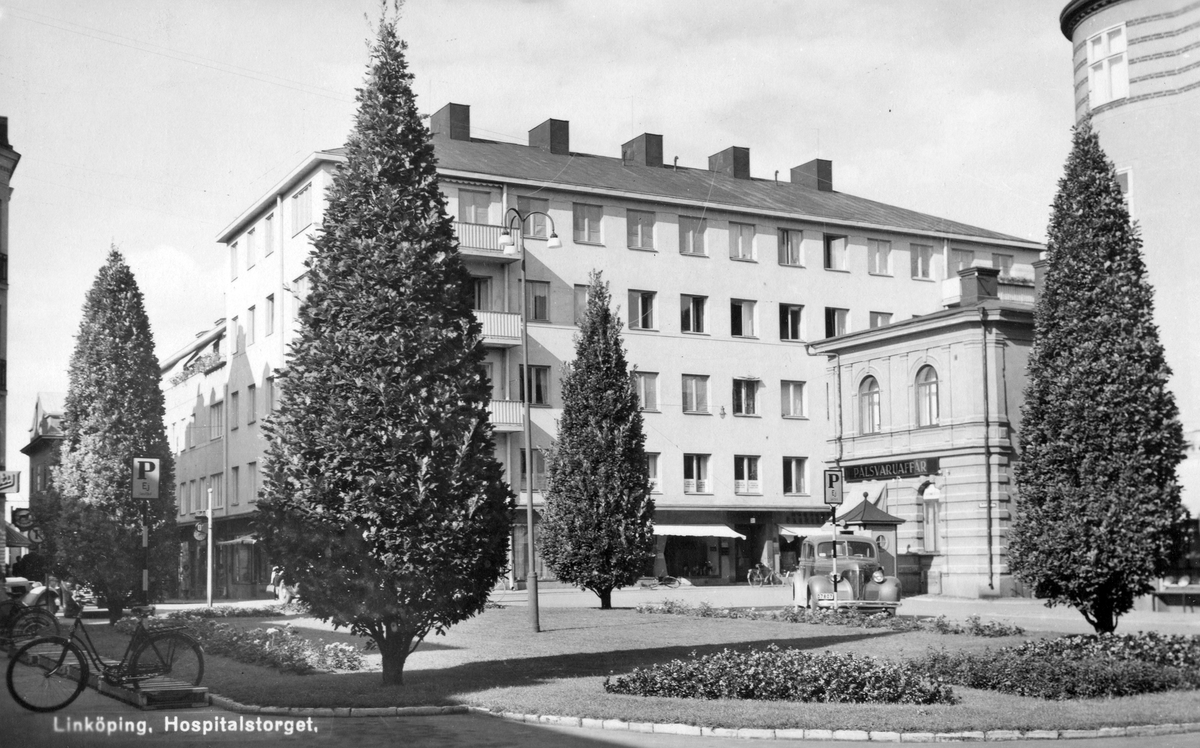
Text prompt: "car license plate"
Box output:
[[817, 593, 835, 600]]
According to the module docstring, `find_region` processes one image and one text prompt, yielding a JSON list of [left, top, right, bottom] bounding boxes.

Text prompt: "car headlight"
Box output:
[[827, 572, 841, 584], [872, 569, 885, 584]]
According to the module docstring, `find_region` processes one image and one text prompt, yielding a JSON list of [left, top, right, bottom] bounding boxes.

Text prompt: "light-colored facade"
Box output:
[[1, 117, 19, 570], [166, 104, 1041, 597], [1061, 0, 1200, 513]]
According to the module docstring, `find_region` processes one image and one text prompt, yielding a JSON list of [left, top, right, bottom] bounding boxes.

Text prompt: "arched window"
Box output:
[[859, 376, 881, 434], [916, 365, 939, 427]]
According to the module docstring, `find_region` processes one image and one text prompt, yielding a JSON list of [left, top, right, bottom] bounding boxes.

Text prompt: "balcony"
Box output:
[[487, 399, 523, 433], [475, 310, 521, 347], [454, 222, 519, 263]]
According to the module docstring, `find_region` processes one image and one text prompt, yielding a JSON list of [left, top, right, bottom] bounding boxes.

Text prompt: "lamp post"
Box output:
[[498, 207, 561, 633]]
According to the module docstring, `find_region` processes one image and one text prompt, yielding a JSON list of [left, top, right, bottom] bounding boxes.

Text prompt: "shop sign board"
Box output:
[[845, 457, 940, 483]]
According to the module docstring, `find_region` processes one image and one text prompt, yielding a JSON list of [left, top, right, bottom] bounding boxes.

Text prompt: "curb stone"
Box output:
[[201, 690, 1200, 741]]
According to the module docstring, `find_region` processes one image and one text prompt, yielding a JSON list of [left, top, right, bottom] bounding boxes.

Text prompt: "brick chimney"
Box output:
[[430, 103, 470, 141], [529, 119, 569, 155], [709, 146, 750, 179], [792, 159, 833, 191], [622, 133, 663, 167], [958, 266, 1000, 306]]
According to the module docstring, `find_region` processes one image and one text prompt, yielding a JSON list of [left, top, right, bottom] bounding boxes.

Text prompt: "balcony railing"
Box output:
[[487, 399, 523, 432], [454, 222, 517, 262], [475, 310, 521, 347]]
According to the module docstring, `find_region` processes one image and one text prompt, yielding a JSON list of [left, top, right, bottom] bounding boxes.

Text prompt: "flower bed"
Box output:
[[916, 632, 1200, 699], [117, 615, 365, 674], [636, 600, 1025, 637], [604, 645, 957, 705], [162, 603, 306, 619]]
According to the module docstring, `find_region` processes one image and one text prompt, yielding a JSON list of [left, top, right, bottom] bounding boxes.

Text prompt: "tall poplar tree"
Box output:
[[541, 272, 655, 609], [53, 248, 176, 623], [254, 12, 511, 685], [1009, 118, 1187, 634]]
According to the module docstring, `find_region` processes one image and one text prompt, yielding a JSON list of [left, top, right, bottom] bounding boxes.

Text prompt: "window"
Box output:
[[518, 196, 548, 238], [679, 216, 707, 256], [573, 284, 588, 325], [472, 277, 492, 311], [209, 401, 224, 439], [681, 294, 706, 333], [264, 213, 274, 255], [265, 295, 275, 336], [781, 380, 806, 418], [245, 228, 256, 269], [779, 304, 804, 341], [867, 239, 891, 275], [869, 312, 892, 329], [211, 473, 225, 510], [1116, 168, 1133, 215], [248, 462, 258, 503], [190, 480, 198, 512], [573, 203, 602, 244], [520, 449, 546, 491], [179, 482, 188, 515], [683, 454, 710, 493], [911, 244, 933, 279], [266, 377, 276, 412], [291, 182, 312, 236], [950, 249, 975, 273], [633, 371, 658, 411], [247, 306, 256, 345], [824, 307, 849, 337], [1088, 24, 1128, 108], [227, 466, 239, 507], [627, 209, 655, 249], [730, 299, 756, 337], [230, 391, 240, 430], [682, 374, 709, 413], [730, 222, 755, 260], [247, 384, 257, 423], [229, 243, 238, 281], [629, 290, 656, 330], [992, 253, 1014, 277], [292, 274, 310, 320], [732, 378, 758, 416], [916, 365, 939, 428], [646, 453, 660, 493], [783, 457, 807, 495], [458, 189, 491, 224], [778, 228, 804, 267], [734, 455, 760, 494], [824, 234, 848, 270], [519, 364, 550, 405], [527, 281, 550, 322], [859, 376, 881, 434]]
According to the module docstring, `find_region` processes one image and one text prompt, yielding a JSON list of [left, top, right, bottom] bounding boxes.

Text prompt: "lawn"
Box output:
[[87, 605, 1200, 732]]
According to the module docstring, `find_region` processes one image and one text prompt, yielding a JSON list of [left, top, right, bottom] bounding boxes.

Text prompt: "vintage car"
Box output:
[[792, 531, 901, 614]]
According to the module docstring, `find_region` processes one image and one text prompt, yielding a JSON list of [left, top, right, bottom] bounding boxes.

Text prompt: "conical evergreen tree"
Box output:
[[254, 13, 511, 685], [53, 248, 176, 623], [1009, 118, 1187, 633], [541, 271, 655, 609]]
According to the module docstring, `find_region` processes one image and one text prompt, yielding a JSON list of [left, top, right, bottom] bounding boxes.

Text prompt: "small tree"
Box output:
[[53, 248, 176, 623], [541, 272, 655, 609], [254, 13, 511, 686], [1009, 118, 1188, 634]]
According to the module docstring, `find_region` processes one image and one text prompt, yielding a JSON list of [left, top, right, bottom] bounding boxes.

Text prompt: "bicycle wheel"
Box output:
[[8, 608, 61, 643], [130, 631, 204, 686], [6, 636, 89, 712], [664, 576, 680, 589]]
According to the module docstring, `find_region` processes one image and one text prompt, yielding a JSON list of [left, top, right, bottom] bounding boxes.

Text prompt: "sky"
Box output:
[[0, 0, 1076, 507]]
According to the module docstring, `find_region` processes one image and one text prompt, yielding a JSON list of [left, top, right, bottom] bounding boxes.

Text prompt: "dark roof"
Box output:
[[429, 134, 1034, 245], [840, 501, 906, 526]]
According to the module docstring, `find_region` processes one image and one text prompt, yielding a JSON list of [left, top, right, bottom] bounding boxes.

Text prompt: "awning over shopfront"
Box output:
[[217, 534, 258, 546], [778, 525, 824, 538], [6, 522, 32, 548], [654, 524, 746, 540]]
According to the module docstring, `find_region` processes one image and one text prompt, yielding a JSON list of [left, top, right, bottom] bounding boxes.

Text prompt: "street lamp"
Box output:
[[498, 208, 560, 633]]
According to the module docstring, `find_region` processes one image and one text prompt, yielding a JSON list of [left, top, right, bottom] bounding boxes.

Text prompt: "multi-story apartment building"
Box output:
[[164, 103, 1041, 598], [1061, 0, 1200, 511], [1, 117, 19, 569]]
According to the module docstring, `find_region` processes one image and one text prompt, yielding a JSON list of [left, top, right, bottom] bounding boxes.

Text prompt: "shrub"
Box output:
[[604, 645, 957, 705], [161, 603, 306, 619], [634, 600, 1024, 637]]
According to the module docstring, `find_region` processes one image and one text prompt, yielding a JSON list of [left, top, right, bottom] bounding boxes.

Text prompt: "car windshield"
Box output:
[[815, 541, 875, 559]]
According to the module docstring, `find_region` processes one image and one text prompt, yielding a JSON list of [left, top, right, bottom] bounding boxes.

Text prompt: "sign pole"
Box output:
[[132, 459, 160, 606], [823, 468, 844, 611], [206, 489, 214, 608]]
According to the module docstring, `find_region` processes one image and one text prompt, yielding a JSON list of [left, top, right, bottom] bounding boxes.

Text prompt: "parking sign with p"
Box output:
[[132, 458, 160, 499], [823, 469, 844, 506]]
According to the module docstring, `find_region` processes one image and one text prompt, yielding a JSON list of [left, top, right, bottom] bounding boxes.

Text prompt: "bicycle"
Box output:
[[0, 595, 61, 645], [6, 605, 204, 712], [650, 575, 681, 589]]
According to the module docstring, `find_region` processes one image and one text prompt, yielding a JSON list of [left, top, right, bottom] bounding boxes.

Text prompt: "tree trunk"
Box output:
[[1085, 598, 1118, 634], [597, 588, 612, 610], [378, 630, 416, 686], [107, 600, 125, 625]]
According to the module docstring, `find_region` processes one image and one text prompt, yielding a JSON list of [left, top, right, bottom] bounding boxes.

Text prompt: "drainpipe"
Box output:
[[979, 307, 994, 591]]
